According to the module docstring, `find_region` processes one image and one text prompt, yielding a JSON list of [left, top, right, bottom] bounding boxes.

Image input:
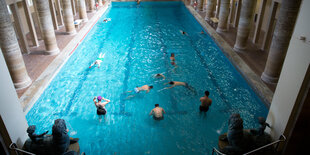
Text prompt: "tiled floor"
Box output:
[[17, 4, 276, 98]]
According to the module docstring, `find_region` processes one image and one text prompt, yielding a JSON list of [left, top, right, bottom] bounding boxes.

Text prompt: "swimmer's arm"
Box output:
[[149, 109, 154, 115], [161, 74, 166, 79], [165, 85, 175, 89], [162, 108, 166, 114], [146, 89, 150, 93], [93, 97, 98, 105]]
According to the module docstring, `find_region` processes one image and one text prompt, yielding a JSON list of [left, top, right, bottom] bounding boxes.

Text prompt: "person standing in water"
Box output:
[[149, 104, 166, 120], [89, 53, 105, 68], [199, 91, 212, 112], [93, 96, 110, 115]]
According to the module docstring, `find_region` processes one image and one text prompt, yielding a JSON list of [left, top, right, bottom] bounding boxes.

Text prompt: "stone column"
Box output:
[[22, 0, 39, 47], [233, 0, 241, 28], [89, 0, 95, 13], [49, 0, 59, 30], [233, 0, 257, 52], [252, 0, 267, 44], [261, 1, 278, 51], [62, 0, 76, 35], [98, 0, 103, 6], [35, 0, 60, 55], [79, 0, 88, 22], [55, 0, 64, 26], [261, 0, 302, 84], [205, 0, 216, 21], [216, 0, 230, 33], [71, 0, 76, 16], [197, 0, 204, 11], [215, 0, 221, 18], [0, 1, 32, 89]]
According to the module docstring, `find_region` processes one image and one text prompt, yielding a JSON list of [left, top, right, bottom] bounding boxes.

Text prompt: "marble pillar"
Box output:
[[79, 0, 88, 22], [233, 0, 257, 52], [252, 0, 267, 44], [205, 0, 216, 21], [89, 0, 95, 13], [49, 0, 59, 30], [71, 0, 77, 16], [35, 0, 60, 55], [62, 0, 76, 35], [197, 0, 204, 11], [22, 0, 39, 47], [261, 0, 302, 84], [216, 0, 230, 33], [0, 0, 32, 89], [55, 0, 64, 26]]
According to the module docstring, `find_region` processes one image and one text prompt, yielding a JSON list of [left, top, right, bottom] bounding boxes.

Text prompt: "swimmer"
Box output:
[[200, 30, 204, 34], [149, 104, 166, 120], [154, 73, 165, 80], [95, 2, 99, 11], [170, 53, 176, 62], [199, 91, 212, 112], [126, 85, 153, 99], [164, 81, 195, 92], [137, 0, 141, 5], [93, 96, 110, 115], [180, 30, 187, 35], [89, 53, 105, 68], [103, 18, 111, 23]]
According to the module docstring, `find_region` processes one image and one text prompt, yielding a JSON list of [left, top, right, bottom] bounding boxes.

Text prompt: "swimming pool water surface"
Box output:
[[26, 2, 268, 154]]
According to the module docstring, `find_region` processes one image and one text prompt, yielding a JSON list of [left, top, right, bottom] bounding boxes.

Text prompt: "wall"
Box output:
[[266, 0, 310, 142], [0, 50, 28, 148]]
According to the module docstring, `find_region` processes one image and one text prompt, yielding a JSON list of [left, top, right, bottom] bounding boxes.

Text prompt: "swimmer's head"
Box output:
[[149, 85, 153, 89], [27, 125, 36, 134], [155, 74, 161, 76], [155, 104, 159, 107], [171, 62, 176, 65], [169, 81, 174, 85], [97, 96, 102, 101], [171, 53, 175, 57], [205, 91, 210, 97], [182, 31, 185, 34]]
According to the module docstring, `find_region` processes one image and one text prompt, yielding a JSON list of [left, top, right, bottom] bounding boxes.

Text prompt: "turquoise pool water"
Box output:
[[26, 2, 268, 154]]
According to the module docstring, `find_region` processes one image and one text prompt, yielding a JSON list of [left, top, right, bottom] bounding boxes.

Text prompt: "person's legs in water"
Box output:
[[153, 116, 164, 121]]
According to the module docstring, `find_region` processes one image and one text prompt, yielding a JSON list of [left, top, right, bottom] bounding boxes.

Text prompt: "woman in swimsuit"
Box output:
[[93, 96, 110, 115]]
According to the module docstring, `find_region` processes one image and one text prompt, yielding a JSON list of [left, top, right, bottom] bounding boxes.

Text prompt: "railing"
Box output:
[[9, 143, 36, 155], [212, 135, 286, 155]]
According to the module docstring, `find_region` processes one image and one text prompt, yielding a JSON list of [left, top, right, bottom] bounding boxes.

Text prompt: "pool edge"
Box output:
[[185, 5, 273, 107], [20, 2, 111, 115]]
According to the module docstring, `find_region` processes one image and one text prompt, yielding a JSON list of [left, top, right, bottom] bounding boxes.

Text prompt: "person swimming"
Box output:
[[93, 96, 110, 115], [149, 104, 166, 120], [103, 18, 111, 23], [164, 81, 196, 92], [126, 85, 153, 99], [154, 73, 165, 79], [89, 53, 105, 68]]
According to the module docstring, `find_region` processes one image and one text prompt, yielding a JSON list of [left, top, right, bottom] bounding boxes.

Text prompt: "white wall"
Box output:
[[266, 0, 310, 140], [0, 50, 28, 148]]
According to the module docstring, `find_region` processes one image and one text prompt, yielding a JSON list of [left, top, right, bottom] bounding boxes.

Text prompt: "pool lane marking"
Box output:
[[119, 8, 140, 114]]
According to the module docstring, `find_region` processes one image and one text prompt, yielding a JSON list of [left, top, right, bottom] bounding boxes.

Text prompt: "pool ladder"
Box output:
[[211, 134, 286, 155]]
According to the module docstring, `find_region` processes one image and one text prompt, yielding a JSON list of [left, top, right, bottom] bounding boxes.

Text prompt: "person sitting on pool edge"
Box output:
[[149, 104, 166, 120], [154, 73, 165, 79], [199, 91, 212, 112], [89, 53, 105, 68], [126, 85, 153, 99], [93, 96, 110, 115]]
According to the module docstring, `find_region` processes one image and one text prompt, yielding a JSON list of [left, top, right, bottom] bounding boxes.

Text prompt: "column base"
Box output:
[[82, 18, 88, 22], [14, 77, 32, 90], [216, 27, 227, 33], [233, 44, 247, 53], [261, 72, 279, 84], [66, 30, 77, 35], [45, 48, 60, 55]]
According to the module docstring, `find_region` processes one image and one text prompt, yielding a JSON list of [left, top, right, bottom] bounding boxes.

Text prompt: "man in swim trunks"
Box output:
[[93, 96, 110, 115], [154, 73, 165, 79], [126, 85, 153, 99], [199, 91, 212, 112], [149, 104, 166, 120], [164, 81, 196, 93], [89, 53, 105, 68]]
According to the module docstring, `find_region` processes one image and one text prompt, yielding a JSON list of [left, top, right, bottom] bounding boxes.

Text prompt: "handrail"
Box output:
[[211, 134, 286, 155], [9, 143, 36, 155], [212, 147, 227, 155], [243, 135, 286, 155]]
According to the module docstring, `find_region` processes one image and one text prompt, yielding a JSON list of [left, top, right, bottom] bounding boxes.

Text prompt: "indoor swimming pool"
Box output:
[[26, 2, 268, 154]]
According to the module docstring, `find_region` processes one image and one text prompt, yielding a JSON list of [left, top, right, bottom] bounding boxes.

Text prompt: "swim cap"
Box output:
[[97, 96, 102, 101]]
